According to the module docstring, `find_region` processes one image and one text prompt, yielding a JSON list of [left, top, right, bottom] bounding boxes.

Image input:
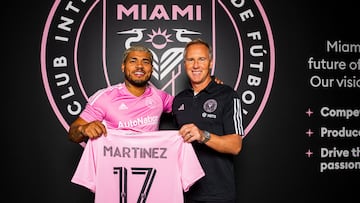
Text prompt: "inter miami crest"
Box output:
[[41, 0, 275, 137]]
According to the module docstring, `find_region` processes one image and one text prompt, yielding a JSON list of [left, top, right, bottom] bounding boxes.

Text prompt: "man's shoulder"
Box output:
[[211, 82, 235, 92], [88, 83, 123, 100], [211, 83, 240, 99], [220, 83, 236, 92], [174, 88, 191, 99], [148, 85, 173, 97]]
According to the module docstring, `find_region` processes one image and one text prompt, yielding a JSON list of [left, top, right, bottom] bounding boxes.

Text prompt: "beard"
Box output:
[[124, 73, 151, 87]]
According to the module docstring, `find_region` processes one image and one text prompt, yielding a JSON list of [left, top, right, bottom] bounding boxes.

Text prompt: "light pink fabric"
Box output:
[[80, 83, 173, 132], [72, 130, 205, 203]]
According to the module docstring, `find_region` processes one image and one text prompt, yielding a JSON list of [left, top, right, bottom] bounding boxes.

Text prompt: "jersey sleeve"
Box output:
[[180, 142, 205, 192], [79, 88, 108, 122], [71, 139, 97, 192], [157, 89, 174, 113], [223, 91, 245, 136]]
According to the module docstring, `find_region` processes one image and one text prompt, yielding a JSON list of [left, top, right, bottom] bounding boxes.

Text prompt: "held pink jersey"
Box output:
[[80, 83, 173, 132], [71, 130, 205, 203]]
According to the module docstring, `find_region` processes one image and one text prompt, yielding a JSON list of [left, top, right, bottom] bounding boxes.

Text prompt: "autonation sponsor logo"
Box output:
[[118, 116, 159, 128]]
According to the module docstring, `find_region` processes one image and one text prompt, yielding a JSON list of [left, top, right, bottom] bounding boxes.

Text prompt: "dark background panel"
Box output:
[[6, 1, 359, 202]]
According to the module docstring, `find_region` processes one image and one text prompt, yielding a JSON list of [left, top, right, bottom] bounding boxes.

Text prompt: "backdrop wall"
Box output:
[[6, 1, 359, 202]]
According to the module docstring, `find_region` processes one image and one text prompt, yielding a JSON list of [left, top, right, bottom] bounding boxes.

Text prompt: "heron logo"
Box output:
[[41, 0, 275, 137]]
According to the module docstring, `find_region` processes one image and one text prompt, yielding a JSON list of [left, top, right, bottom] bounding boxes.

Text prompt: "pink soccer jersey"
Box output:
[[80, 83, 173, 132], [71, 130, 205, 203]]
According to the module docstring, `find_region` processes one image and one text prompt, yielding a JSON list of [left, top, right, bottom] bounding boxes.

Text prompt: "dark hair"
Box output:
[[183, 38, 213, 60], [122, 45, 153, 64]]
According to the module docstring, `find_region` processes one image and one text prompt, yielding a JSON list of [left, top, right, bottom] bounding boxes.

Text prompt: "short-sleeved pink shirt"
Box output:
[[71, 130, 205, 203], [80, 83, 173, 131]]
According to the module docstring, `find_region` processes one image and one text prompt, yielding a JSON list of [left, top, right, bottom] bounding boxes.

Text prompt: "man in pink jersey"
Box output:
[[68, 45, 174, 143]]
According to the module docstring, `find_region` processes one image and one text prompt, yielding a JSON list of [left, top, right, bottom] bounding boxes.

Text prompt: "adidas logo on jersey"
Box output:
[[178, 104, 185, 111], [118, 103, 128, 110]]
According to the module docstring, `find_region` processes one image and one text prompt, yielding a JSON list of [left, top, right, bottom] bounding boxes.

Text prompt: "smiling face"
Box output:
[[184, 43, 213, 91], [122, 50, 153, 87]]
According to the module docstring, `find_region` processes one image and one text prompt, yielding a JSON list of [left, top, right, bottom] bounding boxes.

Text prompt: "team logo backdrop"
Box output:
[[41, 0, 275, 136]]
